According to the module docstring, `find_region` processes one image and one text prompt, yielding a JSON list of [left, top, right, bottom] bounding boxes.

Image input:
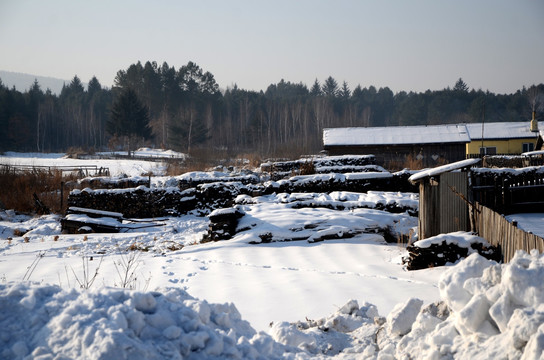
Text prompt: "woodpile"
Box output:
[[79, 175, 150, 189], [270, 172, 417, 194], [403, 241, 501, 270], [482, 155, 523, 168], [201, 208, 245, 242], [67, 171, 418, 221], [178, 173, 260, 191], [67, 187, 197, 218], [261, 155, 377, 180]]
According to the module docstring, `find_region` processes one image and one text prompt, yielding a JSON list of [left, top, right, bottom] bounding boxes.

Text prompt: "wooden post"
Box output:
[[60, 181, 64, 212]]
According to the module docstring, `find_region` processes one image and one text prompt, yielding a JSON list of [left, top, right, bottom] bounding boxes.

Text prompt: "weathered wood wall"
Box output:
[[473, 202, 544, 262], [418, 172, 470, 239], [324, 143, 466, 167]]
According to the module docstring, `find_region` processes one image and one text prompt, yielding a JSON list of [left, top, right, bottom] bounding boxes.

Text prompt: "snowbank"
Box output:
[[0, 284, 291, 360], [3, 252, 543, 359], [270, 251, 544, 359]]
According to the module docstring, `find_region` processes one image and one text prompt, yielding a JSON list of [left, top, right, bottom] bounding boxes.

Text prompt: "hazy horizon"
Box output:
[[1, 0, 543, 94]]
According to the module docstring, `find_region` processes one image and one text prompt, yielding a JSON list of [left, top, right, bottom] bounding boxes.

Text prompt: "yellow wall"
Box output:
[[466, 138, 538, 155]]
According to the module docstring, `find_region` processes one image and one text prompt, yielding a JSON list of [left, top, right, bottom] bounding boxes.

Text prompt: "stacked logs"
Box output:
[[201, 207, 245, 242], [403, 241, 501, 270], [67, 187, 197, 218]]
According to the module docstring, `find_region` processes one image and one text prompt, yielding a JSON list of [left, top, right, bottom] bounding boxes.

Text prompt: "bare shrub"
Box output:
[[128, 242, 150, 252], [65, 147, 86, 159], [165, 161, 186, 176], [69, 256, 103, 289], [22, 251, 45, 281], [403, 154, 424, 170], [113, 252, 141, 289], [0, 167, 78, 214]]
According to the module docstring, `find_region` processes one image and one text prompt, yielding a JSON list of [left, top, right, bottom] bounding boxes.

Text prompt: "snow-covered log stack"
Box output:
[[268, 170, 417, 194], [482, 155, 523, 168], [67, 182, 255, 219], [202, 207, 245, 242], [196, 182, 254, 212], [177, 172, 260, 190], [78, 175, 151, 189], [403, 232, 501, 270], [261, 155, 377, 180], [67, 186, 197, 218]]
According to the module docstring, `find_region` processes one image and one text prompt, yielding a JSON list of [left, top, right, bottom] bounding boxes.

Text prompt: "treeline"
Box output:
[[1, 60, 542, 156]]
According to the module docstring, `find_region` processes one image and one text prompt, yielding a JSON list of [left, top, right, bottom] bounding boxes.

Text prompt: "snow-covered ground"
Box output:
[[1, 152, 543, 359], [0, 150, 172, 177], [505, 213, 544, 238]]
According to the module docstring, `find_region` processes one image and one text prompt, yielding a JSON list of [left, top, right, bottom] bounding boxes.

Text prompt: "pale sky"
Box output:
[[1, 0, 543, 94]]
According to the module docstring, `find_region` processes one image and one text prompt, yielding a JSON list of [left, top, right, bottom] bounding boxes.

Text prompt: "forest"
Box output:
[[1, 60, 542, 158]]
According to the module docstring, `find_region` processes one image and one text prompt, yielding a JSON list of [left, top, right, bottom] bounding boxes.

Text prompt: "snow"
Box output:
[[68, 207, 124, 218], [0, 151, 169, 177], [465, 121, 542, 140], [100, 147, 186, 159], [323, 124, 470, 146], [322, 122, 541, 147], [505, 213, 544, 238], [471, 165, 544, 176], [1, 153, 544, 358], [408, 158, 481, 182], [2, 251, 543, 359], [415, 231, 491, 249], [523, 150, 544, 156]]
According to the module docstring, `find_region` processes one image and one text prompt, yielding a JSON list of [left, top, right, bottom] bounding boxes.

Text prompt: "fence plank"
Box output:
[[474, 202, 544, 262]]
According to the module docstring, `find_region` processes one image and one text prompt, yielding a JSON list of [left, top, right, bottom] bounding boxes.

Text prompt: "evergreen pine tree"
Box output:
[[107, 88, 151, 155]]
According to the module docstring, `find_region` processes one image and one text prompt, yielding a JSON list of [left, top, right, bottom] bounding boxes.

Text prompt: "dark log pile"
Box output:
[[269, 171, 417, 193], [67, 171, 418, 221], [67, 187, 197, 218], [79, 175, 151, 189], [178, 173, 260, 190], [196, 182, 254, 212], [482, 155, 523, 168], [403, 241, 502, 270], [261, 155, 377, 180], [201, 208, 245, 242]]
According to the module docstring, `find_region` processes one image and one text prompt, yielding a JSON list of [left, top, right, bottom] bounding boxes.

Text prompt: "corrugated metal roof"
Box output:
[[465, 121, 541, 140], [323, 124, 470, 146]]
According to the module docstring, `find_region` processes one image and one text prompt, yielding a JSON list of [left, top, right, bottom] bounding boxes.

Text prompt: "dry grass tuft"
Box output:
[[0, 166, 78, 214], [403, 154, 424, 170], [128, 243, 150, 252], [13, 229, 25, 237], [299, 160, 316, 175]]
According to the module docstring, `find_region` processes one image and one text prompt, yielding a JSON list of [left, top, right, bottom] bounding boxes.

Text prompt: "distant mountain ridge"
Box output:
[[0, 70, 83, 95]]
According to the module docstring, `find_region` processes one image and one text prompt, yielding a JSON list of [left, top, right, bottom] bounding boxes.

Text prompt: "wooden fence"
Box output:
[[0, 164, 109, 177], [471, 168, 544, 214], [473, 202, 544, 262]]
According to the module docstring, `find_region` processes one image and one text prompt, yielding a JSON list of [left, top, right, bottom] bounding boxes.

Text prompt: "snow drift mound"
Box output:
[[0, 284, 290, 360], [270, 250, 544, 359], [2, 250, 544, 359]]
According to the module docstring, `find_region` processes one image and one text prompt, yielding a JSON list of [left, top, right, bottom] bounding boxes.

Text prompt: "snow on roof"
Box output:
[[522, 150, 544, 156], [408, 158, 481, 183], [465, 121, 541, 140], [414, 231, 490, 249], [323, 124, 470, 146]]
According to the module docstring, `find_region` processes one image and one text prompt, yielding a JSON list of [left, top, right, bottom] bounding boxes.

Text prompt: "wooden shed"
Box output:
[[409, 158, 481, 240]]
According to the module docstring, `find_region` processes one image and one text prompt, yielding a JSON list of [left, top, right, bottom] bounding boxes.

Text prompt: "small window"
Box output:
[[522, 143, 534, 153], [479, 147, 497, 155]]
